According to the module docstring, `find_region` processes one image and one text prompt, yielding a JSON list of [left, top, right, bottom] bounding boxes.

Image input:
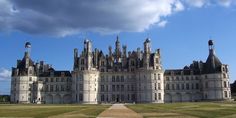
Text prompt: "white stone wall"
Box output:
[[164, 75, 202, 102], [42, 77, 72, 104], [74, 70, 99, 104], [201, 73, 231, 100], [11, 76, 37, 103], [136, 70, 164, 103]]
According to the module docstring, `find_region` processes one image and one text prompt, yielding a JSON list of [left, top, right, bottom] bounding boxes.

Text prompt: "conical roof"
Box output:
[[203, 49, 222, 74], [17, 52, 34, 70]]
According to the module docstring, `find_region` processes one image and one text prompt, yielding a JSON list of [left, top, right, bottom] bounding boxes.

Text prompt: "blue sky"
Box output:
[[0, 0, 236, 95]]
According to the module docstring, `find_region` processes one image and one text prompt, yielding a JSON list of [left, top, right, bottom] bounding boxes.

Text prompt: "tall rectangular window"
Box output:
[[196, 83, 199, 89], [121, 76, 124, 82], [166, 84, 170, 90], [116, 76, 120, 82], [158, 93, 161, 100], [224, 81, 227, 88], [172, 84, 175, 90], [112, 85, 115, 91], [205, 82, 208, 88], [224, 91, 228, 98], [186, 83, 190, 90], [155, 83, 157, 90], [176, 84, 180, 90], [50, 85, 53, 92], [158, 74, 161, 80], [112, 76, 115, 82], [101, 85, 104, 92], [61, 85, 64, 91], [51, 78, 54, 82], [121, 85, 124, 91], [155, 93, 157, 100], [158, 83, 161, 90], [182, 84, 185, 90]]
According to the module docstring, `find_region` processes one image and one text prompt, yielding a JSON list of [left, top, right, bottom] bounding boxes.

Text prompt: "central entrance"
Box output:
[[116, 95, 120, 102]]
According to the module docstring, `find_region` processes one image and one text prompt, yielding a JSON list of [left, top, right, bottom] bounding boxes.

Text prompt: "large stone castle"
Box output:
[[10, 37, 231, 104]]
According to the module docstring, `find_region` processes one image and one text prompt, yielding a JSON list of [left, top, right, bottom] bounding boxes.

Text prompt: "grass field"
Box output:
[[0, 104, 110, 118], [127, 102, 236, 118], [1, 102, 236, 118]]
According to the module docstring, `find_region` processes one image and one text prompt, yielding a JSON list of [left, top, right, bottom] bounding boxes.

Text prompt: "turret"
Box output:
[[202, 40, 231, 100], [143, 38, 151, 68], [74, 48, 78, 69], [144, 38, 151, 54], [115, 36, 121, 62], [115, 36, 121, 53], [108, 46, 112, 57], [122, 45, 127, 68], [83, 39, 93, 70], [122, 45, 127, 58]]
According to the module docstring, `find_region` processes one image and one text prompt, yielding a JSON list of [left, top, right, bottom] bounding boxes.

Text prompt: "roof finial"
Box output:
[[25, 42, 31, 57], [116, 35, 119, 42]]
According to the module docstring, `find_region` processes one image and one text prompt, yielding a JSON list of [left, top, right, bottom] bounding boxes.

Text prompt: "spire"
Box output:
[[115, 35, 120, 50], [116, 35, 119, 42]]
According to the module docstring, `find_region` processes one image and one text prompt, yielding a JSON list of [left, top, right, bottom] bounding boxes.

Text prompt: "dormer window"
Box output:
[[50, 72, 54, 77], [222, 67, 225, 72], [61, 72, 65, 77]]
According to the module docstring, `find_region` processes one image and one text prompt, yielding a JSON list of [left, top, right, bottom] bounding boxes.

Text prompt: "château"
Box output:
[[10, 37, 231, 104]]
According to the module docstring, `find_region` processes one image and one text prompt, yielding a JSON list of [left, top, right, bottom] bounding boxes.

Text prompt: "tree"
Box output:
[[230, 80, 236, 93]]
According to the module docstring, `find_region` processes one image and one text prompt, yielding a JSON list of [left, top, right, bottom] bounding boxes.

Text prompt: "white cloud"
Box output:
[[0, 0, 235, 36], [174, 0, 185, 11], [184, 0, 236, 8], [157, 20, 168, 28], [0, 0, 184, 36], [218, 0, 232, 7], [0, 68, 11, 81], [185, 0, 207, 7]]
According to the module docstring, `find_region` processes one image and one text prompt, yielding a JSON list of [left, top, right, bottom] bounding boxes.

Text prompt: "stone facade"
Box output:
[[10, 38, 231, 104]]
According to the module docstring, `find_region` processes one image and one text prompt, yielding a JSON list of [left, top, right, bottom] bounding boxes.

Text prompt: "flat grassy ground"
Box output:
[[127, 102, 236, 118], [0, 104, 110, 118]]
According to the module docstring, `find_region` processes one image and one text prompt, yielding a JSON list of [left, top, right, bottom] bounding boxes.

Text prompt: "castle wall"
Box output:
[[164, 75, 202, 102], [11, 76, 38, 103]]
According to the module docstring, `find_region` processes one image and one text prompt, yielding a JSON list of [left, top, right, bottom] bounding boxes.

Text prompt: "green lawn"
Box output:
[[0, 104, 110, 118], [127, 102, 236, 118]]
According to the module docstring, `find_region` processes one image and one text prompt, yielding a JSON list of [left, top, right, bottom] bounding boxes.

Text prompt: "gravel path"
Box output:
[[97, 104, 142, 118]]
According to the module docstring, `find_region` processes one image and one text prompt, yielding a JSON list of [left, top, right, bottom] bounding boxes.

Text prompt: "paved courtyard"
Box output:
[[97, 104, 143, 118]]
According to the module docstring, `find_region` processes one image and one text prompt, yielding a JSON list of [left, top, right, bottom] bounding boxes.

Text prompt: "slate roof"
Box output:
[[39, 71, 72, 77], [203, 50, 222, 74]]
